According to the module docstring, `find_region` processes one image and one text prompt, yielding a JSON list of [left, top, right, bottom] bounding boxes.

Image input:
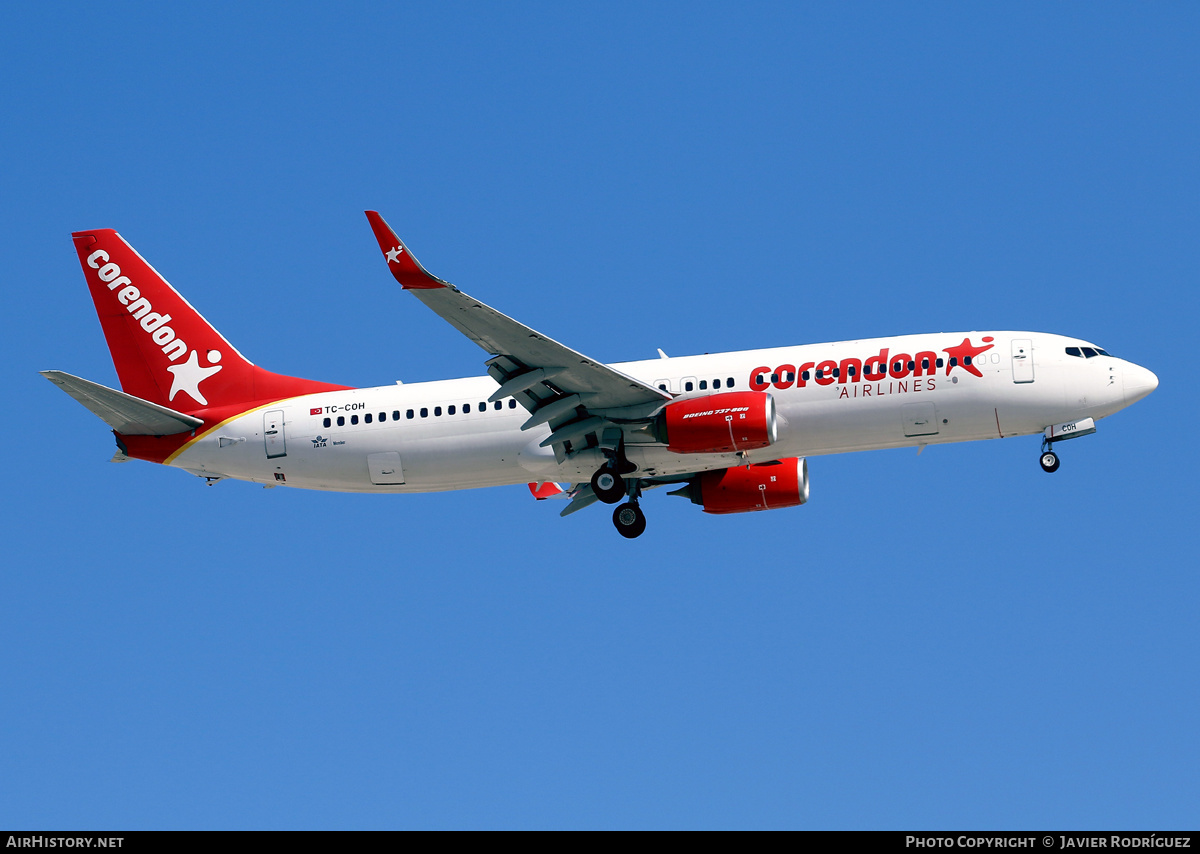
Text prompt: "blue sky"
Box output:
[[2, 3, 1197, 829]]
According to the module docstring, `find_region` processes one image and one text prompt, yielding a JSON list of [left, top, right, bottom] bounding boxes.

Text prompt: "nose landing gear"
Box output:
[[1039, 438, 1060, 473]]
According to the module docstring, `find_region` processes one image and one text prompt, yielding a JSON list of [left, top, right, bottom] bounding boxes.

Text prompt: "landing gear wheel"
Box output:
[[591, 466, 626, 504], [612, 501, 647, 539], [1040, 451, 1060, 473]]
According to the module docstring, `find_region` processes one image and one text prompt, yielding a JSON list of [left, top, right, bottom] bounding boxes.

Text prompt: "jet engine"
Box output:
[[658, 391, 778, 455], [673, 458, 809, 515]]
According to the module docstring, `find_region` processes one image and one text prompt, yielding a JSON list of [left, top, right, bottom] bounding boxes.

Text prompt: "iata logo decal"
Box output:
[[86, 249, 223, 406], [749, 337, 995, 399], [311, 435, 328, 448]]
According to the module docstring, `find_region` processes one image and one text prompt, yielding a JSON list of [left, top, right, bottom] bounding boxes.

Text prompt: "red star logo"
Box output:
[[942, 336, 994, 378]]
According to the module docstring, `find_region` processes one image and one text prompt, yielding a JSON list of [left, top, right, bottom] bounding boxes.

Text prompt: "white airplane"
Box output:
[[44, 212, 1158, 538]]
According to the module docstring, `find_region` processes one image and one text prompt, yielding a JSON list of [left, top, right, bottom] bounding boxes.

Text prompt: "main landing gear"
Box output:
[[1039, 438, 1060, 473], [613, 501, 647, 539], [594, 464, 648, 538], [590, 439, 647, 538], [590, 465, 627, 504], [591, 438, 637, 505]]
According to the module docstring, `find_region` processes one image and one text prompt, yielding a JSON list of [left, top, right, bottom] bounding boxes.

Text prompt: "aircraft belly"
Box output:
[[769, 368, 1073, 454]]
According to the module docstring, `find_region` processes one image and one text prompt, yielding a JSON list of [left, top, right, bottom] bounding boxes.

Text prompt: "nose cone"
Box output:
[[1123, 363, 1159, 406]]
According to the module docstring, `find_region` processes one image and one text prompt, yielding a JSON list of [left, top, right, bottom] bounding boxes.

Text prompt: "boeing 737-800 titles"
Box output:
[[44, 212, 1159, 538]]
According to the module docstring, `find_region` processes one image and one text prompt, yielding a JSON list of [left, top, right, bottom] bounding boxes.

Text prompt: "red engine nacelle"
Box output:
[[660, 391, 778, 455], [691, 458, 809, 515]]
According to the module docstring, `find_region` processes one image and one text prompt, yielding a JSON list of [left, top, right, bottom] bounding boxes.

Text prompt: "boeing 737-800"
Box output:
[[43, 212, 1159, 538]]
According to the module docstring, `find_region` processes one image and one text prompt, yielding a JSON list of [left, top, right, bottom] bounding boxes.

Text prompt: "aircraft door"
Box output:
[[264, 410, 286, 458], [367, 451, 405, 484], [902, 402, 939, 437], [1011, 339, 1034, 383]]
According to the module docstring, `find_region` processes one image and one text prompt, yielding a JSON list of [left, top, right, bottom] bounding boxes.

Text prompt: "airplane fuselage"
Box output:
[[165, 330, 1153, 493]]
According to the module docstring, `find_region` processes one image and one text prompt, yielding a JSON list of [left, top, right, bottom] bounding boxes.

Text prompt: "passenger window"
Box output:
[[379, 412, 386, 421], [802, 371, 810, 381], [832, 368, 839, 378], [815, 369, 823, 379], [509, 399, 517, 408], [1081, 347, 1097, 358], [786, 372, 795, 382], [351, 415, 359, 425], [921, 359, 929, 370], [936, 358, 944, 367], [658, 383, 667, 391], [420, 408, 428, 418], [907, 361, 915, 370], [434, 406, 442, 416], [464, 403, 471, 413], [964, 356, 972, 366], [713, 379, 721, 389], [699, 380, 708, 390], [727, 377, 734, 387], [406, 409, 414, 419], [448, 405, 456, 415], [847, 366, 856, 377], [494, 401, 502, 410], [393, 411, 400, 421], [754, 374, 764, 386], [337, 416, 345, 426], [323, 417, 331, 428], [364, 413, 373, 424], [685, 381, 694, 391], [769, 374, 778, 384], [949, 357, 958, 366]]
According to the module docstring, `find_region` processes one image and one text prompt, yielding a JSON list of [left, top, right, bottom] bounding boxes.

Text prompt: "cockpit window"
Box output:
[[1066, 345, 1114, 358]]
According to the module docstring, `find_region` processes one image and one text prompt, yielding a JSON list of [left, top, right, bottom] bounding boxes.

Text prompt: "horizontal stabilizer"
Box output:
[[41, 370, 204, 435]]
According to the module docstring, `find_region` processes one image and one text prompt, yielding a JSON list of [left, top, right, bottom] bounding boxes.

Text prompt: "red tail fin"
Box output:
[[73, 229, 348, 412]]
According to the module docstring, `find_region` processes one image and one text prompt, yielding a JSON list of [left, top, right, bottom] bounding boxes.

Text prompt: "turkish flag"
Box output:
[[310, 407, 323, 415]]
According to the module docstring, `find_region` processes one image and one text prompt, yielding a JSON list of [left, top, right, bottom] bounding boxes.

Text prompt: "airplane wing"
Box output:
[[365, 211, 672, 457]]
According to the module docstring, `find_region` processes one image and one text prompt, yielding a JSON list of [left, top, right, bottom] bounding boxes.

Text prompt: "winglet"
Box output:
[[364, 211, 450, 289]]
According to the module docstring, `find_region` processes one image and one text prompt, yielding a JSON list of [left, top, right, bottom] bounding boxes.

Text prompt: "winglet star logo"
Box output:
[[386, 246, 404, 264], [166, 349, 223, 406], [942, 336, 995, 377]]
